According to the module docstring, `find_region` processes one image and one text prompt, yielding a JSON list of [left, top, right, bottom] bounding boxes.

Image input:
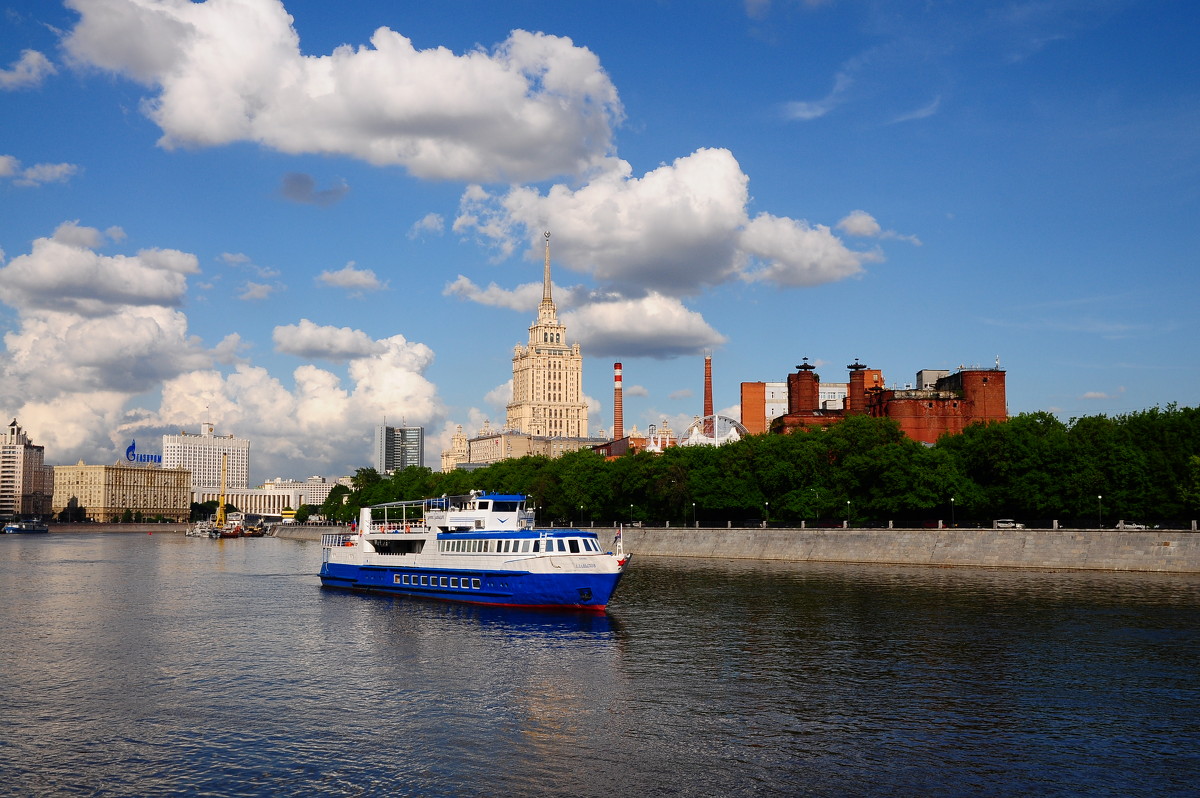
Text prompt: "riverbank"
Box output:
[[271, 523, 1200, 573]]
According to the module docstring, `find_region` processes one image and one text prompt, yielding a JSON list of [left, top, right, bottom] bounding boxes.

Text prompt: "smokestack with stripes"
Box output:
[[703, 354, 714, 437], [613, 362, 624, 440]]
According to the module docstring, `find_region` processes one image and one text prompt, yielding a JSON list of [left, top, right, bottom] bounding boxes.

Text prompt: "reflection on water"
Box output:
[[2, 535, 1197, 797]]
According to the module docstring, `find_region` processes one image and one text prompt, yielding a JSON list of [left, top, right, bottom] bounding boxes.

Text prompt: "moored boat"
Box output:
[[2, 519, 49, 534], [320, 492, 629, 609]]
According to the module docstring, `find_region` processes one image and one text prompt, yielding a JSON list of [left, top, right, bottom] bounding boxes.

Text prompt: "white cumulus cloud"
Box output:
[[0, 222, 197, 315], [317, 262, 387, 294], [63, 0, 623, 183], [0, 155, 80, 187], [741, 213, 877, 287], [0, 223, 446, 479], [0, 49, 56, 90], [563, 293, 726, 359], [273, 319, 385, 361]]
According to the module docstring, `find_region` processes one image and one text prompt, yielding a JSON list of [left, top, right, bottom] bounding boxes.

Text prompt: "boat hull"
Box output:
[[319, 561, 623, 609]]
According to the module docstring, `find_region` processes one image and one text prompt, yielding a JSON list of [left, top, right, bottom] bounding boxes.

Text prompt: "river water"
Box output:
[[1, 532, 1197, 796]]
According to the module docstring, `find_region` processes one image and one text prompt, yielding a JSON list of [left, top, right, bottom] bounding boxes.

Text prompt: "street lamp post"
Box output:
[[764, 501, 769, 528], [846, 500, 851, 528], [950, 497, 955, 529], [692, 501, 696, 528], [629, 504, 634, 526], [1098, 494, 1103, 529]]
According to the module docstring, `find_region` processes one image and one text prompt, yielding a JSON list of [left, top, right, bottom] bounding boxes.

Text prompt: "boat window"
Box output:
[[477, 500, 490, 510], [522, 540, 531, 553], [532, 541, 540, 553], [450, 577, 458, 588], [439, 577, 448, 587], [556, 540, 566, 552], [420, 576, 428, 586], [471, 578, 481, 589], [568, 539, 580, 553]]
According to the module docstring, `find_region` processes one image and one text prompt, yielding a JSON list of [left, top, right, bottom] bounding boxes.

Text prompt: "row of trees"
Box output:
[[316, 405, 1200, 529]]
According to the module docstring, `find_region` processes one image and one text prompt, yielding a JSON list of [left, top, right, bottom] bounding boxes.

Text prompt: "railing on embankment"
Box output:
[[619, 526, 1200, 573]]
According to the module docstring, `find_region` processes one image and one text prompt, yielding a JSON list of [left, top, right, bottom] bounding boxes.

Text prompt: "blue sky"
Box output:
[[1, 0, 1196, 484]]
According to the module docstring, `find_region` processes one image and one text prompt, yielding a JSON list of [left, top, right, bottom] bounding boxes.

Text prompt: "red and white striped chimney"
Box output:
[[703, 354, 714, 437], [613, 362, 624, 440]]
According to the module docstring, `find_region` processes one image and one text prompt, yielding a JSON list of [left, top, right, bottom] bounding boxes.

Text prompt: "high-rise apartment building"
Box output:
[[506, 232, 588, 438], [162, 422, 250, 489], [373, 425, 423, 474], [0, 419, 50, 518]]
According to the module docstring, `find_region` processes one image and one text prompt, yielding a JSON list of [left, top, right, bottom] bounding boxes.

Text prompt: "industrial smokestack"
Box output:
[[613, 362, 624, 440], [703, 354, 714, 437]]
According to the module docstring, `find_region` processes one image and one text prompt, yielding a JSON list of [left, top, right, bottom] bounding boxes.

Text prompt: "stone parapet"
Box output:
[[619, 527, 1200, 573]]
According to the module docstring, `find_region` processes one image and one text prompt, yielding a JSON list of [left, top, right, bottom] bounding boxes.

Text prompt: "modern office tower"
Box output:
[[373, 425, 423, 474]]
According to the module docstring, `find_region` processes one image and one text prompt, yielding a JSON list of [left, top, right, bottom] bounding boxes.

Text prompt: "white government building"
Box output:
[[163, 422, 350, 517], [162, 422, 250, 490]]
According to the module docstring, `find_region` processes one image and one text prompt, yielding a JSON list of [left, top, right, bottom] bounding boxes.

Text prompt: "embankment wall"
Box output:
[[621, 527, 1200, 573], [274, 524, 1200, 573]]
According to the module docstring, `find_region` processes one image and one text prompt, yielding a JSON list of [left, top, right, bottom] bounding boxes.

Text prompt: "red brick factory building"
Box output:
[[742, 358, 1008, 444]]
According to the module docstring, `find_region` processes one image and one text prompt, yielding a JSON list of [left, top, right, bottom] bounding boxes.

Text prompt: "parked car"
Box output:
[[994, 519, 1025, 529], [1120, 521, 1148, 530]]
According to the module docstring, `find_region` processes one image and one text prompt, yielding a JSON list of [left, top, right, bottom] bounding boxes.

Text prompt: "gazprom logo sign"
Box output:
[[125, 439, 162, 465]]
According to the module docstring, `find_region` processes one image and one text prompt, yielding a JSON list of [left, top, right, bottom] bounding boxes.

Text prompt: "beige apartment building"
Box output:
[[52, 462, 191, 522], [0, 419, 51, 518]]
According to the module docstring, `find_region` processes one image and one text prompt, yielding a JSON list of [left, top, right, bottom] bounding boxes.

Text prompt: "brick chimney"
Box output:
[[847, 359, 868, 415], [788, 357, 819, 414]]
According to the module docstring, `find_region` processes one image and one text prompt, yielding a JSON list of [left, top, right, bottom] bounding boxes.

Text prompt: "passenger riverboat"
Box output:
[[319, 492, 629, 609], [2, 519, 48, 534]]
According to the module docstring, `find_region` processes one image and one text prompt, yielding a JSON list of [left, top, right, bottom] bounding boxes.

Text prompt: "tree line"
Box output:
[[316, 405, 1200, 530]]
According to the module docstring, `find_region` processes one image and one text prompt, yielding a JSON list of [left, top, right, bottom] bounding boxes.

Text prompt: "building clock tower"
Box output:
[[505, 232, 588, 438]]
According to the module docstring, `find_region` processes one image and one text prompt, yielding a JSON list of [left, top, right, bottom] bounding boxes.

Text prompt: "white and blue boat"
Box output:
[[320, 492, 629, 609], [3, 519, 48, 534]]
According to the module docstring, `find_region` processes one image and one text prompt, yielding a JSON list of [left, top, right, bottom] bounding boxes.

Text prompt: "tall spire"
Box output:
[[537, 230, 557, 325], [542, 231, 553, 303]]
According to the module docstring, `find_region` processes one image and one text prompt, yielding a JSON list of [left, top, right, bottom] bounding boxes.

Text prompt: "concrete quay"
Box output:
[[273, 523, 1200, 573], [621, 526, 1200, 574]]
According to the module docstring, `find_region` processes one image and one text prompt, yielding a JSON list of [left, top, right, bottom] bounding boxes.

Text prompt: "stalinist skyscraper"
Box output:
[[506, 232, 588, 438]]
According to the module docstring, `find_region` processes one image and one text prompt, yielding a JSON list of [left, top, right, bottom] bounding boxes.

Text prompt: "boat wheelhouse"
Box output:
[[319, 492, 628, 609]]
